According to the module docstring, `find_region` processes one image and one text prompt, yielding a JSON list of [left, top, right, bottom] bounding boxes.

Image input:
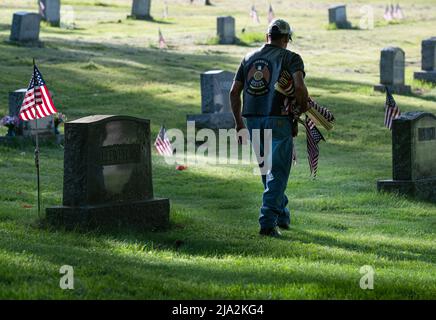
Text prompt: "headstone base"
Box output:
[[377, 178, 436, 203], [0, 134, 63, 146], [5, 39, 44, 47], [127, 14, 153, 21], [414, 71, 436, 84], [187, 112, 235, 130], [46, 198, 170, 230], [374, 84, 412, 95]]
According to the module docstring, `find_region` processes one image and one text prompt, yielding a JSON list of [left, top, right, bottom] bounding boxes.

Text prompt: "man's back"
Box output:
[[235, 44, 305, 117]]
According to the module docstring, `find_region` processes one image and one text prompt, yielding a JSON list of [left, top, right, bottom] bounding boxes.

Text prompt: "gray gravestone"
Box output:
[[217, 16, 235, 45], [39, 0, 60, 26], [374, 47, 411, 94], [8, 88, 54, 136], [9, 12, 41, 43], [414, 37, 436, 84], [187, 70, 235, 129], [130, 0, 152, 20], [378, 112, 436, 203], [46, 115, 170, 230], [328, 5, 350, 28]]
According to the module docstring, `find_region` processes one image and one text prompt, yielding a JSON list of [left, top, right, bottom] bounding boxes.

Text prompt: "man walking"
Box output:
[[230, 19, 309, 237]]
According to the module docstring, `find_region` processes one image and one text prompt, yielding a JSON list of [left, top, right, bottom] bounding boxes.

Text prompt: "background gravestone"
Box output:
[[9, 12, 41, 43], [414, 37, 436, 84], [8, 88, 54, 137], [46, 115, 170, 230], [217, 16, 235, 45], [328, 5, 350, 28], [130, 0, 152, 20], [39, 0, 60, 26], [187, 70, 235, 129], [374, 47, 411, 94], [378, 112, 436, 203]]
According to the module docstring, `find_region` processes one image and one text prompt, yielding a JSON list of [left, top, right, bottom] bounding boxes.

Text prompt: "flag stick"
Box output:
[[33, 58, 41, 219]]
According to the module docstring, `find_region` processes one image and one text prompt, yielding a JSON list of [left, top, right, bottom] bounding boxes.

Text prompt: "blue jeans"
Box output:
[[244, 116, 293, 229]]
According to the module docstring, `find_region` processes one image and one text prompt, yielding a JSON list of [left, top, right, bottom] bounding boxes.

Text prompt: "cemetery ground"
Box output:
[[0, 0, 435, 299]]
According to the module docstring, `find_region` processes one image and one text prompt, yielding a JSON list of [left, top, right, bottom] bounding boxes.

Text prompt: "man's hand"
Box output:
[[230, 80, 245, 144], [235, 122, 248, 145]]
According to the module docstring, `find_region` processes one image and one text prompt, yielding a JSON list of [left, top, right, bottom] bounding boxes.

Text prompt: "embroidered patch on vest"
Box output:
[[246, 59, 271, 96]]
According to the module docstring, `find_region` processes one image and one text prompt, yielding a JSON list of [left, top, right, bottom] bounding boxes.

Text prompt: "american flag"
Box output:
[[393, 4, 404, 20], [39, 0, 45, 17], [158, 28, 167, 49], [304, 116, 325, 177], [250, 5, 260, 24], [19, 65, 57, 121], [383, 5, 392, 21], [384, 88, 401, 130], [155, 126, 173, 156], [268, 4, 275, 23]]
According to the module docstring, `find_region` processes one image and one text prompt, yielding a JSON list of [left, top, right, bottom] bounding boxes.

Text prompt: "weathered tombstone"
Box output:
[[414, 37, 436, 84], [8, 88, 54, 137], [130, 0, 152, 20], [217, 16, 235, 45], [377, 112, 436, 203], [187, 70, 235, 129], [374, 47, 411, 94], [46, 115, 170, 230], [328, 4, 350, 28], [9, 12, 41, 43], [39, 0, 60, 26]]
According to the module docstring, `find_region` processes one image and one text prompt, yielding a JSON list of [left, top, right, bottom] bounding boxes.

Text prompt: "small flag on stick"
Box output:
[[250, 5, 260, 24], [384, 87, 401, 130], [158, 28, 167, 49], [19, 64, 57, 121], [155, 126, 173, 156], [268, 4, 275, 23], [383, 5, 392, 21]]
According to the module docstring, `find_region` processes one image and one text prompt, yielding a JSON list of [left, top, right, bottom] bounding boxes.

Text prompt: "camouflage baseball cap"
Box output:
[[267, 19, 292, 39]]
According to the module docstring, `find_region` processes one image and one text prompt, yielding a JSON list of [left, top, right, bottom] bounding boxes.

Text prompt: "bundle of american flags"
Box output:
[[384, 87, 401, 130], [155, 126, 173, 156], [274, 70, 335, 177], [19, 64, 57, 121]]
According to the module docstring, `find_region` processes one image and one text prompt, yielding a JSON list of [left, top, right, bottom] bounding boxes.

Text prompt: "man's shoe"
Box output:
[[278, 223, 290, 230], [259, 227, 282, 238]]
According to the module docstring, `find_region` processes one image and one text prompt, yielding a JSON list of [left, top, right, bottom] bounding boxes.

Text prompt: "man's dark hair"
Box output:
[[269, 33, 288, 41], [268, 25, 289, 42]]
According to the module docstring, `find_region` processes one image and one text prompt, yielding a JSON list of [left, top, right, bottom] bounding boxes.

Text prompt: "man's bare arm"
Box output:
[[292, 71, 309, 114], [230, 80, 244, 130]]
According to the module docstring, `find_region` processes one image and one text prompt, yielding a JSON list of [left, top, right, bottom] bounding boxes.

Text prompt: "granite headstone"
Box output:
[[130, 0, 152, 20], [374, 47, 411, 94], [46, 115, 170, 229], [378, 112, 436, 203], [39, 0, 60, 26], [414, 37, 436, 84], [187, 70, 235, 129], [9, 12, 41, 43], [217, 16, 235, 45], [8, 88, 54, 137], [328, 5, 350, 28]]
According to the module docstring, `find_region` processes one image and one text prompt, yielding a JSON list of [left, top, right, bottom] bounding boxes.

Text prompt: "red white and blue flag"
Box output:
[[159, 28, 167, 49], [250, 5, 260, 24], [19, 65, 57, 121], [155, 126, 173, 156], [268, 4, 275, 23], [384, 88, 401, 130], [304, 116, 325, 177]]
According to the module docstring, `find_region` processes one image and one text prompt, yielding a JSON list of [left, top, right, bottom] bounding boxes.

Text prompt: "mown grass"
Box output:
[[0, 0, 435, 299]]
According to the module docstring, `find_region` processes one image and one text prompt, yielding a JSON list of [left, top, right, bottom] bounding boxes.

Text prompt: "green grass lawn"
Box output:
[[0, 0, 435, 299]]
